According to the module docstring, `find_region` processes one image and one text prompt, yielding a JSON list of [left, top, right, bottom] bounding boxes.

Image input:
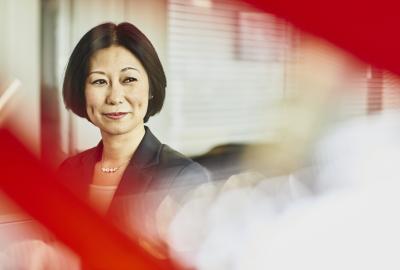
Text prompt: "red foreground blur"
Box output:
[[245, 0, 400, 76], [0, 128, 175, 270], [2, 0, 400, 268]]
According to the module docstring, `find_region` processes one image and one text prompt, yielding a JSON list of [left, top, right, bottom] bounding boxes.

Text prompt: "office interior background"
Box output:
[[1, 0, 400, 269], [2, 0, 399, 162]]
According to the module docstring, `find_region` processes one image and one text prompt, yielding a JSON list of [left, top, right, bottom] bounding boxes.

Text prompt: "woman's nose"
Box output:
[[106, 83, 124, 105]]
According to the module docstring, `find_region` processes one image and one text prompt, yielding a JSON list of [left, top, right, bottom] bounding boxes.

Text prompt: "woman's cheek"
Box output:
[[85, 90, 100, 123], [86, 106, 97, 124], [132, 92, 148, 108]]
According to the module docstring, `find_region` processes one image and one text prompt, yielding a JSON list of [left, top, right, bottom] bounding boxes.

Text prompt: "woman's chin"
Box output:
[[102, 127, 131, 136], [99, 123, 143, 136]]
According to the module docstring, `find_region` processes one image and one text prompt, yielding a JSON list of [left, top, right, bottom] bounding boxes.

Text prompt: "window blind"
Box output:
[[167, 0, 292, 155]]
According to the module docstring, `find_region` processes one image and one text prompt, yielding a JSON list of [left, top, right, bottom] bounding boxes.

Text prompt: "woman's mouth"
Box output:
[[103, 112, 128, 120]]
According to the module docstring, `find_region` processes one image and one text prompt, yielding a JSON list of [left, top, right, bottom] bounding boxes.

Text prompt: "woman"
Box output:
[[58, 22, 209, 251]]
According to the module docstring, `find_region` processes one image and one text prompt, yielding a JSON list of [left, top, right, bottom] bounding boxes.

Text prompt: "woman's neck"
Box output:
[[100, 124, 146, 165]]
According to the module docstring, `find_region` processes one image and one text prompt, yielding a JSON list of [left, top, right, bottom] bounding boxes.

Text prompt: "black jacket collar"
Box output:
[[81, 126, 162, 170], [129, 126, 162, 169]]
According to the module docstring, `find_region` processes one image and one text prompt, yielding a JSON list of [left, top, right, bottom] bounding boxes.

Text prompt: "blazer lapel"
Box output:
[[107, 127, 162, 214], [75, 143, 102, 198]]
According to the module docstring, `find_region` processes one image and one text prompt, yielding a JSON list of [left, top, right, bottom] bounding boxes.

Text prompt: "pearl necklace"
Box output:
[[101, 166, 120, 173], [100, 159, 130, 174]]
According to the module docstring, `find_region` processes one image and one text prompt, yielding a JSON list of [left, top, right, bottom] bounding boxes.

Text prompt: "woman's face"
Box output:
[[85, 45, 149, 136]]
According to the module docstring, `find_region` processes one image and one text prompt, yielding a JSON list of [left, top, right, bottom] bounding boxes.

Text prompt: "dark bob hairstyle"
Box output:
[[63, 22, 166, 123]]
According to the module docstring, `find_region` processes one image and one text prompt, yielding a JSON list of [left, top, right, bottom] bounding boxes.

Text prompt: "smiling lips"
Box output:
[[103, 112, 129, 120]]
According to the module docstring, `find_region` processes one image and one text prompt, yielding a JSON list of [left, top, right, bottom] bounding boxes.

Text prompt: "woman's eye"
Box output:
[[92, 79, 107, 85], [124, 77, 138, 83]]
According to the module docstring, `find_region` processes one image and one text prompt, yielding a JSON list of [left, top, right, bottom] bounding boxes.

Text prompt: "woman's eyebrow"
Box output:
[[87, 67, 140, 75], [121, 67, 140, 73], [88, 71, 106, 76]]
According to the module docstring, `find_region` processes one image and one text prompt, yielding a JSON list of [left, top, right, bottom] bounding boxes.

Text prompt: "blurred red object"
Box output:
[[0, 129, 175, 270], [245, 0, 400, 75]]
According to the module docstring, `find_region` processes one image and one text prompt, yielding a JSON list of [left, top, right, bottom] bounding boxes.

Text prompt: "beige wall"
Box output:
[[0, 0, 40, 155]]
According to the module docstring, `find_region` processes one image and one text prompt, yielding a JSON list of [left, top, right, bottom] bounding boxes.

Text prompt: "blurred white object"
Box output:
[[168, 110, 400, 270], [315, 110, 400, 192], [0, 79, 21, 113], [0, 218, 80, 270], [236, 180, 400, 270], [168, 171, 310, 269], [168, 183, 218, 268], [0, 240, 80, 270]]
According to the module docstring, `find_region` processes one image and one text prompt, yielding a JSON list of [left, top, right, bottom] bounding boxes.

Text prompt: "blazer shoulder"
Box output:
[[58, 146, 97, 172], [158, 144, 211, 183], [158, 144, 193, 167]]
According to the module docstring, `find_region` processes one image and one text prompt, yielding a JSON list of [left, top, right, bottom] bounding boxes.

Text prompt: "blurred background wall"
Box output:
[[2, 0, 400, 165], [0, 0, 40, 155]]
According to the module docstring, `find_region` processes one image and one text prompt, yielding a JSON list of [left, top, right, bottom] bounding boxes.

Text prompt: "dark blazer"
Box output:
[[58, 127, 210, 238]]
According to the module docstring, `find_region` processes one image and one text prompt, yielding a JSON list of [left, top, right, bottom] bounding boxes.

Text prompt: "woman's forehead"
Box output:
[[89, 45, 145, 73]]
